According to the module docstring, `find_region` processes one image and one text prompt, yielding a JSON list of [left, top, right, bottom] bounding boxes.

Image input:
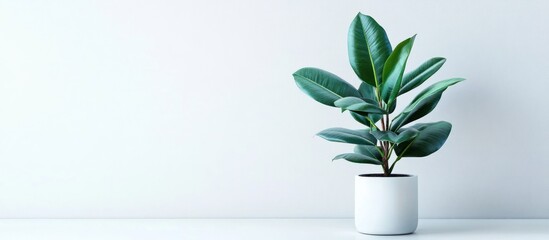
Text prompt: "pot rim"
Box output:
[[357, 173, 417, 178]]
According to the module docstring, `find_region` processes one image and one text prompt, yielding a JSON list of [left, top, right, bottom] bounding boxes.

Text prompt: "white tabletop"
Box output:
[[0, 219, 547, 240]]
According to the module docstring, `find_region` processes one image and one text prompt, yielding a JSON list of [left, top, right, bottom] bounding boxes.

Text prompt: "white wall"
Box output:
[[0, 0, 548, 218]]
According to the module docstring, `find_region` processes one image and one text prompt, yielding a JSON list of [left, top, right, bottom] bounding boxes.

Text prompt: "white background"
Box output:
[[0, 0, 548, 218]]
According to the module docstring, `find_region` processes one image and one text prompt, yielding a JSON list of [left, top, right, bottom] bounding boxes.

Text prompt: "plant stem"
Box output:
[[379, 113, 390, 176], [375, 91, 390, 176], [383, 110, 392, 176], [385, 113, 391, 174], [380, 113, 386, 131], [385, 114, 390, 131]]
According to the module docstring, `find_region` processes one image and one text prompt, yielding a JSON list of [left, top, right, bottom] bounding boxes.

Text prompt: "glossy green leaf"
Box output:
[[354, 145, 383, 160], [333, 153, 382, 165], [370, 130, 397, 142], [346, 103, 386, 114], [370, 128, 418, 144], [368, 113, 383, 125], [334, 97, 363, 113], [349, 112, 382, 128], [358, 82, 382, 125], [395, 128, 420, 144], [358, 82, 377, 101], [381, 36, 415, 107], [401, 78, 464, 114], [395, 121, 452, 157], [293, 67, 361, 107], [391, 92, 442, 131], [399, 57, 446, 95], [334, 97, 386, 114], [317, 128, 376, 145], [334, 96, 375, 107], [388, 98, 397, 114], [348, 13, 392, 87], [350, 112, 372, 126]]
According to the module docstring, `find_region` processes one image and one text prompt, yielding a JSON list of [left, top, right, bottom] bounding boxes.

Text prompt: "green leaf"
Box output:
[[354, 145, 383, 160], [400, 57, 446, 95], [391, 78, 464, 131], [388, 98, 397, 114], [396, 128, 420, 144], [381, 35, 415, 107], [317, 128, 376, 145], [402, 78, 464, 113], [346, 103, 386, 114], [395, 121, 452, 157], [358, 82, 382, 126], [333, 153, 382, 165], [334, 96, 376, 107], [370, 128, 418, 144], [350, 112, 372, 126], [370, 130, 397, 142], [391, 92, 442, 131], [334, 97, 386, 114], [368, 113, 383, 125], [349, 112, 382, 128], [348, 13, 392, 87], [358, 82, 377, 101], [293, 67, 361, 107], [334, 97, 363, 113]]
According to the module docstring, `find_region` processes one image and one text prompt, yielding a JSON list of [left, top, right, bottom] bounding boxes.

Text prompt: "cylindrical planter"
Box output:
[[355, 174, 418, 235]]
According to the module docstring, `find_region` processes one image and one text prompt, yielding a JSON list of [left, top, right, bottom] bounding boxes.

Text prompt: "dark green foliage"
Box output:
[[292, 13, 463, 175]]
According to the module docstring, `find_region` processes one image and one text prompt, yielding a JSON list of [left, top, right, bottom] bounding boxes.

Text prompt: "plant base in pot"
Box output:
[[355, 174, 417, 235]]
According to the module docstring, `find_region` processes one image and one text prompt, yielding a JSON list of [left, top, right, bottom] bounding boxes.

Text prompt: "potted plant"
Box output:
[[292, 13, 464, 235]]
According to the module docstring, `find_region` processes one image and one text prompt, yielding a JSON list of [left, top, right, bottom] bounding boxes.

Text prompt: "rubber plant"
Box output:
[[292, 13, 464, 176]]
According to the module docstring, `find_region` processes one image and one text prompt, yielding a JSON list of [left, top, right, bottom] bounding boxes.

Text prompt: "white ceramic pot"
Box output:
[[355, 174, 418, 235]]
